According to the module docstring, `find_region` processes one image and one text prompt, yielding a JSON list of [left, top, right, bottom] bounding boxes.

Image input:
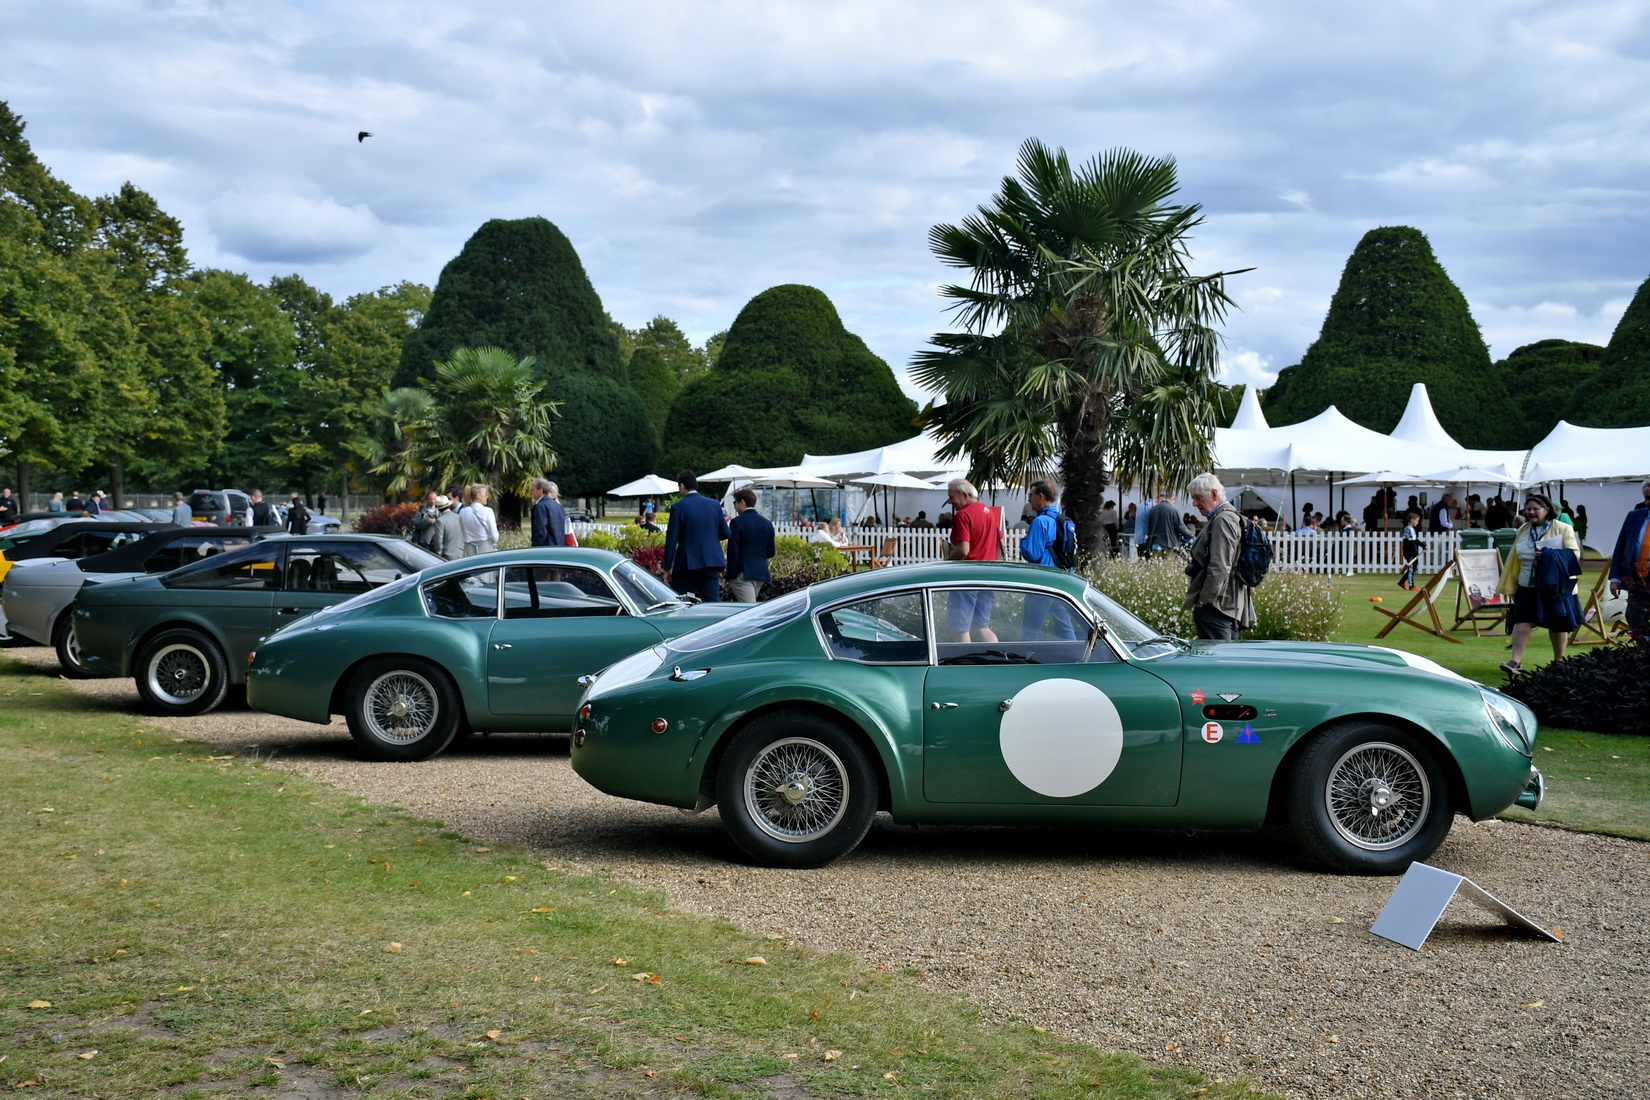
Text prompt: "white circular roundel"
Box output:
[[998, 678, 1124, 798]]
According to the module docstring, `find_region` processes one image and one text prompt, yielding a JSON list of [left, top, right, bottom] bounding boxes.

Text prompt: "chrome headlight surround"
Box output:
[[1478, 686, 1535, 757]]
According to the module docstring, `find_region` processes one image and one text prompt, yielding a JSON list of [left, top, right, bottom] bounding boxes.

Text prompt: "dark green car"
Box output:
[[571, 561, 1545, 873], [74, 535, 442, 716], [246, 549, 744, 761]]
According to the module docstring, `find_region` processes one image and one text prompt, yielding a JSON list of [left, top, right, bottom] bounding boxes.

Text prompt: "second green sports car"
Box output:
[[246, 548, 744, 761], [571, 561, 1546, 873]]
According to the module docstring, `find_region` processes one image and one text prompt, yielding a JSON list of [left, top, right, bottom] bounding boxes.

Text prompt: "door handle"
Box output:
[[929, 702, 957, 710], [492, 643, 512, 650], [278, 606, 301, 614]]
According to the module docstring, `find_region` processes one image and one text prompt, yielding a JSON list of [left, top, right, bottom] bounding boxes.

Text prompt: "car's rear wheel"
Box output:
[[715, 711, 877, 868], [52, 613, 97, 679], [134, 629, 231, 716], [345, 657, 460, 762], [1287, 720, 1453, 874]]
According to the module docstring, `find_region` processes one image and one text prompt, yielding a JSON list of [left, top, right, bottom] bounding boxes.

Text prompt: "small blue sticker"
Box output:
[[1235, 724, 1260, 744]]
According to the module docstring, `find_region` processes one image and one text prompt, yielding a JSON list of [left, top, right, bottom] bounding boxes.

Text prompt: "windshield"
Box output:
[[664, 590, 810, 654], [612, 560, 683, 611], [1082, 584, 1182, 658]]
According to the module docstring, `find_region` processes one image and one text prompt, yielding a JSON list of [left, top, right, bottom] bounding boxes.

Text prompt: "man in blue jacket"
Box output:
[[529, 478, 568, 547], [1018, 480, 1077, 640], [662, 470, 730, 602], [1608, 479, 1650, 643], [725, 488, 776, 603]]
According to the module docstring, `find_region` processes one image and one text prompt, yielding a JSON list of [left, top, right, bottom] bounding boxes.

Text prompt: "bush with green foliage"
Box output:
[[1084, 557, 1341, 641], [1263, 226, 1518, 447], [1498, 339, 1604, 445], [395, 217, 657, 498], [661, 285, 917, 474], [1562, 275, 1650, 429], [627, 345, 679, 437]]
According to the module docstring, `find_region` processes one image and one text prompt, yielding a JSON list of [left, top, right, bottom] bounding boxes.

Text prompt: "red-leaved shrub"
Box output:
[[353, 502, 421, 538]]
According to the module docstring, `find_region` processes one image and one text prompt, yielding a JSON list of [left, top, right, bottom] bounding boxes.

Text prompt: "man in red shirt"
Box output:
[[944, 478, 1000, 642]]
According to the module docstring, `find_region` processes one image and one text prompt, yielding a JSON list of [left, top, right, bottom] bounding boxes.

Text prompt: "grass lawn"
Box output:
[[1328, 570, 1650, 841], [0, 656, 1264, 1100]]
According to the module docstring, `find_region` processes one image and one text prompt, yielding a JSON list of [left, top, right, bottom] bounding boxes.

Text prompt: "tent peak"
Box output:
[[1390, 383, 1463, 450], [1229, 385, 1269, 430]]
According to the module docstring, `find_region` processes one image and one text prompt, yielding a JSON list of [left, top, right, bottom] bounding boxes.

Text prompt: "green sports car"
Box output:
[[571, 561, 1545, 873], [246, 548, 744, 761]]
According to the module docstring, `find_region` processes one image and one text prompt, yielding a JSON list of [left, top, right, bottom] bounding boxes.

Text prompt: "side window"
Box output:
[[817, 592, 928, 663], [285, 543, 409, 594], [502, 566, 623, 619], [422, 570, 499, 619], [931, 588, 1100, 665], [145, 536, 251, 574], [166, 546, 282, 590]]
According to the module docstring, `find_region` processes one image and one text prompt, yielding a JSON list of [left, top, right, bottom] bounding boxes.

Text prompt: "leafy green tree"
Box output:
[[630, 315, 709, 382], [1495, 339, 1603, 444], [0, 102, 94, 255], [910, 140, 1244, 556], [703, 329, 729, 370], [412, 347, 560, 500], [88, 183, 222, 503], [356, 386, 439, 498], [661, 285, 917, 474], [628, 345, 680, 437], [184, 269, 295, 487], [1261, 226, 1517, 447], [1562, 277, 1650, 428], [397, 217, 656, 497]]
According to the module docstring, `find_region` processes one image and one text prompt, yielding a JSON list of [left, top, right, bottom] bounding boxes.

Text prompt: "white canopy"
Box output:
[[607, 473, 678, 497], [1522, 420, 1650, 484], [1213, 405, 1527, 478], [1229, 385, 1270, 430], [1389, 383, 1463, 449], [799, 429, 958, 480]]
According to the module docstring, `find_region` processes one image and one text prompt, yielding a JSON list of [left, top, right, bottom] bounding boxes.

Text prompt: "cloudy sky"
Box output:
[[5, 0, 1647, 398]]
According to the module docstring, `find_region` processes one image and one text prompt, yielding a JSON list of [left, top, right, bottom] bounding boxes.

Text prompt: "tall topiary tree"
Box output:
[[397, 217, 656, 497], [1261, 226, 1516, 447], [1498, 339, 1603, 445], [1562, 276, 1650, 428], [660, 285, 917, 474], [628, 346, 679, 437]]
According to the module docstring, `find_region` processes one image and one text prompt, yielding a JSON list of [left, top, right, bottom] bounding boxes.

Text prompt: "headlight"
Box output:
[[1478, 686, 1535, 756]]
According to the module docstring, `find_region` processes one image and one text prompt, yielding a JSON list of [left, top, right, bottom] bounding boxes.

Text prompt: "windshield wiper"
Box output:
[[1137, 634, 1189, 650], [645, 598, 687, 612]]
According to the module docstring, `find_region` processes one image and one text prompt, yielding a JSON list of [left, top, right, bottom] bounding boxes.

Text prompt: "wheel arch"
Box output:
[[327, 651, 475, 727], [131, 617, 232, 673], [697, 699, 895, 814], [1264, 711, 1469, 826]]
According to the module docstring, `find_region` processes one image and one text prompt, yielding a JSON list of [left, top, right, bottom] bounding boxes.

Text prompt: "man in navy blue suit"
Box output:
[[725, 488, 776, 602], [662, 470, 730, 602], [1608, 478, 1650, 643], [529, 478, 568, 547]]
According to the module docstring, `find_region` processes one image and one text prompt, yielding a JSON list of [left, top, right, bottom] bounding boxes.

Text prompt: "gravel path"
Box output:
[[19, 647, 1648, 1100]]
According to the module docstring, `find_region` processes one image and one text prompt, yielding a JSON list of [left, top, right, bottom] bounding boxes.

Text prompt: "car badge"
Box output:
[[1236, 724, 1260, 744], [1188, 690, 1206, 704], [1263, 709, 1278, 718], [1218, 692, 1242, 702], [1201, 721, 1223, 743]]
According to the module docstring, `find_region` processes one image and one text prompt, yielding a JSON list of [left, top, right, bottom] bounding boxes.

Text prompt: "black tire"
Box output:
[[714, 711, 878, 868], [133, 629, 231, 716], [1286, 721, 1454, 874], [52, 613, 98, 680], [344, 657, 461, 762]]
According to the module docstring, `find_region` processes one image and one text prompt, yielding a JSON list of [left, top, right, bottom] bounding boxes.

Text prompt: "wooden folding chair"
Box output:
[[1374, 561, 1462, 643]]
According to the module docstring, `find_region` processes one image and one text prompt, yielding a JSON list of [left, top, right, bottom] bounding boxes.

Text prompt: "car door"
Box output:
[[487, 564, 662, 722], [920, 586, 1183, 806]]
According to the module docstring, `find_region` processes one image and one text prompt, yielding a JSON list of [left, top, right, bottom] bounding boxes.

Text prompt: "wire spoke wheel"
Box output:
[[146, 643, 212, 705], [1324, 740, 1430, 851], [361, 671, 440, 746], [742, 736, 851, 844]]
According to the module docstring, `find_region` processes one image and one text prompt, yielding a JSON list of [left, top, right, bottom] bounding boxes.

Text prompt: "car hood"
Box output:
[[1153, 639, 1474, 685], [648, 601, 748, 626]]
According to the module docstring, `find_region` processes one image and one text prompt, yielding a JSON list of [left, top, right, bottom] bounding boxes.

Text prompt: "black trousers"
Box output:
[[1193, 602, 1242, 640]]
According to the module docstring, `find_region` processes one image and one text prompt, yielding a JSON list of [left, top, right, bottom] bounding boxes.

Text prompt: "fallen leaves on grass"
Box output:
[[744, 956, 767, 965], [26, 1000, 51, 1009], [384, 943, 403, 954]]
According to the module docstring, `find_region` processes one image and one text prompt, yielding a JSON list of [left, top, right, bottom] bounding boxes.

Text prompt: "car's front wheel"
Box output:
[[715, 711, 878, 868], [134, 629, 231, 716], [1286, 720, 1454, 874], [52, 613, 98, 680], [345, 657, 461, 762]]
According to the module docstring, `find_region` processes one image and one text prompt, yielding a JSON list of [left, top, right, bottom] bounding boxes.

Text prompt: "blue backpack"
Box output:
[[1048, 512, 1080, 571], [1233, 517, 1274, 587]]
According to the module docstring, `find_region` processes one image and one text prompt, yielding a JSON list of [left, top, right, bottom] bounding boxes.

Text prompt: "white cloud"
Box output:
[[207, 188, 385, 265]]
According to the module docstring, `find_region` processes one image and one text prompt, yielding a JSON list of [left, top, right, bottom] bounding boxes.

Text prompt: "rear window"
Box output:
[[165, 545, 281, 590], [664, 590, 810, 654]]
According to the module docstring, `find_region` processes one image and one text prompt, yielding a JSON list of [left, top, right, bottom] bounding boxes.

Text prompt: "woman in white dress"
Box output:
[[458, 484, 500, 556]]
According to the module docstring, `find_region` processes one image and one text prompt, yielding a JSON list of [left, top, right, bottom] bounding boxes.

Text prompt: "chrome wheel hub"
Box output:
[[1326, 741, 1430, 851], [363, 671, 438, 745], [743, 737, 849, 844]]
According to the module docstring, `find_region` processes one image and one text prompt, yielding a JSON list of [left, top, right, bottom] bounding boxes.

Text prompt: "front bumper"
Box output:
[[1515, 768, 1546, 811]]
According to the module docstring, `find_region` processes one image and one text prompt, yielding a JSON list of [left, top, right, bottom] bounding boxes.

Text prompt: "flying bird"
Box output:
[[357, 131, 373, 143]]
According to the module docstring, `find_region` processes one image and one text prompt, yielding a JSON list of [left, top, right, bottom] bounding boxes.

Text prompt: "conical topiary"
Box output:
[[1262, 226, 1518, 447], [660, 284, 918, 474], [1561, 276, 1650, 428]]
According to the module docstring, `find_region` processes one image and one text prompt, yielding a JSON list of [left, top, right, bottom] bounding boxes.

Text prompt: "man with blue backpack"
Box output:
[[1183, 472, 1264, 640], [1019, 480, 1079, 640]]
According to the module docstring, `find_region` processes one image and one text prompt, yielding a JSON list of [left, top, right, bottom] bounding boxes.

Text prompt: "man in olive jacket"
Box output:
[[1182, 473, 1255, 640]]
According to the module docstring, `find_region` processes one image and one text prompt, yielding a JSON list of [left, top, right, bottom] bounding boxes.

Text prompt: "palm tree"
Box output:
[[418, 346, 560, 497], [911, 139, 1248, 559], [354, 386, 438, 498]]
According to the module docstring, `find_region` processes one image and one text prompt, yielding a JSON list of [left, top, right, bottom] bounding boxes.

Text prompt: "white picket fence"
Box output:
[[765, 524, 1463, 576]]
